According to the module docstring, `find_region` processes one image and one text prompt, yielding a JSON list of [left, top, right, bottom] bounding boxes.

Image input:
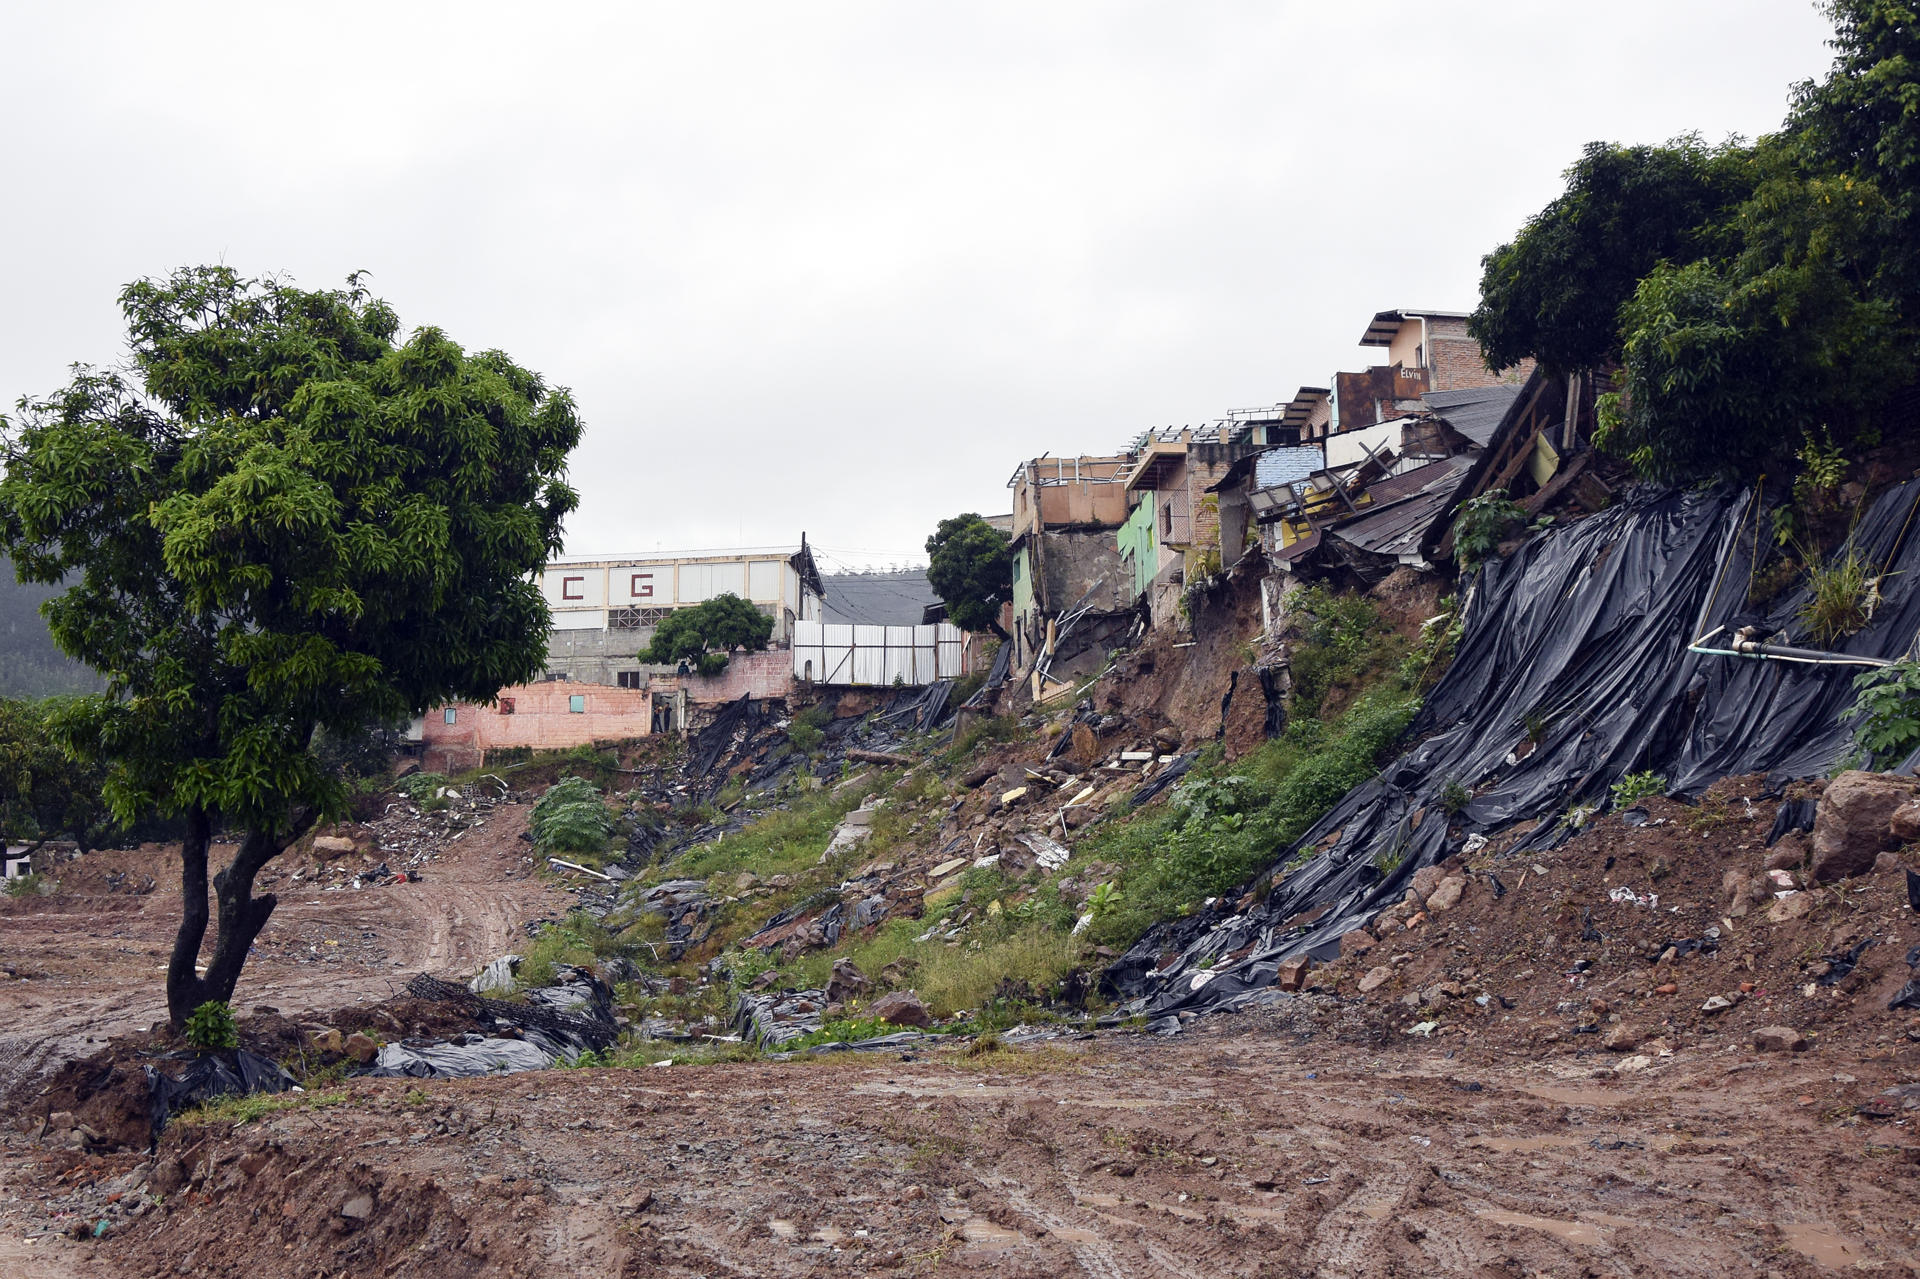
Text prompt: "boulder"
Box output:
[[1409, 865, 1446, 901], [1764, 835, 1808, 873], [344, 1033, 379, 1065], [1893, 800, 1920, 844], [1426, 876, 1467, 913], [312, 835, 357, 860], [1338, 929, 1376, 958], [1357, 966, 1393, 994], [1810, 771, 1917, 882], [1276, 956, 1311, 992], [309, 1027, 343, 1054], [868, 990, 932, 1028], [825, 958, 872, 1004], [1752, 1025, 1810, 1053]]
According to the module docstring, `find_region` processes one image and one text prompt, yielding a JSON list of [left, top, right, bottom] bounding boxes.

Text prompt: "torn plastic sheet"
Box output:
[[1108, 479, 1920, 1025], [368, 1031, 579, 1078], [146, 1050, 297, 1138], [365, 968, 619, 1079]]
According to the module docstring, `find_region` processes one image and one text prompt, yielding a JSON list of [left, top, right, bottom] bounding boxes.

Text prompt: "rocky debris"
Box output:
[[1893, 800, 1920, 844], [1752, 1025, 1810, 1052], [826, 958, 872, 1003], [1358, 966, 1392, 993], [1603, 1023, 1654, 1052], [1425, 876, 1467, 913], [868, 990, 932, 1027], [1810, 771, 1918, 882], [345, 1032, 379, 1064], [1276, 955, 1312, 992]]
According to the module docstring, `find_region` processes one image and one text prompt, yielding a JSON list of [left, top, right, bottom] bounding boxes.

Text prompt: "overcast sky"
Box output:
[[1, 2, 1835, 572]]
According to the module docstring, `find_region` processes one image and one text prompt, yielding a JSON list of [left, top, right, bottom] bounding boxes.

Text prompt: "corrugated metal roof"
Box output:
[[1325, 455, 1476, 559], [819, 570, 942, 627], [1422, 384, 1523, 448], [1254, 445, 1325, 491]]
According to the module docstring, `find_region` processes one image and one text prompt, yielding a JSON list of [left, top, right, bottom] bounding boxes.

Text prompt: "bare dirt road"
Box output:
[[0, 803, 569, 1104], [4, 1010, 1916, 1277]]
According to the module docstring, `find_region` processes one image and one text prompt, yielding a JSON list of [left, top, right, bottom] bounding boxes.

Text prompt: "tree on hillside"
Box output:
[[639, 594, 772, 676], [1469, 137, 1756, 374], [925, 513, 1010, 640], [1470, 0, 1920, 484], [0, 267, 581, 1026]]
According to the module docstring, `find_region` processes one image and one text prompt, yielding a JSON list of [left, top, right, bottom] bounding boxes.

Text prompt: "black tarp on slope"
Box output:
[[1108, 480, 1920, 1027]]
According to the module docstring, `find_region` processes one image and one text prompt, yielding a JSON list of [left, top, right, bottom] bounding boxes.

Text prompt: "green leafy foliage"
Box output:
[[0, 697, 115, 849], [925, 514, 1012, 639], [1283, 586, 1410, 718], [639, 594, 772, 676], [1453, 491, 1528, 571], [529, 776, 614, 856], [1471, 136, 1756, 374], [1850, 659, 1920, 768], [1610, 772, 1667, 807], [184, 999, 238, 1051], [0, 266, 581, 1025], [1478, 4, 1920, 485]]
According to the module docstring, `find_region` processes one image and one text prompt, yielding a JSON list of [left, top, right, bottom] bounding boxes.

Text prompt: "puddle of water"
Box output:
[[1074, 1191, 1124, 1209], [959, 1218, 1028, 1254], [1051, 1226, 1101, 1244], [1476, 1209, 1607, 1246], [1469, 1134, 1582, 1154], [1782, 1223, 1864, 1269]]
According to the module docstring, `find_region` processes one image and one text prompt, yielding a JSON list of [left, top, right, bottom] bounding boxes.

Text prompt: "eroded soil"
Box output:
[[4, 1014, 1917, 1277]]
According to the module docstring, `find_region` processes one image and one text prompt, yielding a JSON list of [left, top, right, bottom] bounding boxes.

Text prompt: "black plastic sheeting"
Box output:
[[362, 970, 620, 1078], [1107, 480, 1920, 1029], [146, 1050, 297, 1139]]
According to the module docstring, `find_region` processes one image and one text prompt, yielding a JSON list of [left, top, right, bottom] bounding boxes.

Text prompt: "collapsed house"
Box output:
[[1007, 456, 1140, 698]]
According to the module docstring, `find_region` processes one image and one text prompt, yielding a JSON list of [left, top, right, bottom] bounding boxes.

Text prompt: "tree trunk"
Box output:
[[165, 811, 312, 1028], [164, 807, 214, 1028]]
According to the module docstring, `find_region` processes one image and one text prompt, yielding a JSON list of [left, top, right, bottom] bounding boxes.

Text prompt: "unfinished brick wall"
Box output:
[[1426, 317, 1534, 391], [652, 649, 794, 703]]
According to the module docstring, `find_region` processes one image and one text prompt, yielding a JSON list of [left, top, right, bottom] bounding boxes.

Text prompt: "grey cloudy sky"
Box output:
[[1, 2, 1834, 572]]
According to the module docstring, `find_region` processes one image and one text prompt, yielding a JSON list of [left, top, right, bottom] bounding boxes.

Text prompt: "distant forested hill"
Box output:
[[0, 560, 100, 698]]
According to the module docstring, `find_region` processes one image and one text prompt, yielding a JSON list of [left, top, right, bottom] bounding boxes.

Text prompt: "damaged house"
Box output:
[[1007, 455, 1139, 694]]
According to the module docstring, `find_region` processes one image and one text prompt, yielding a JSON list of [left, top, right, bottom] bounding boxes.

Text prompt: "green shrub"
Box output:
[[1610, 771, 1666, 807], [184, 1000, 239, 1051], [4, 871, 50, 898], [1850, 659, 1920, 768], [395, 772, 449, 803], [1454, 490, 1529, 570], [788, 720, 823, 753], [529, 776, 614, 856]]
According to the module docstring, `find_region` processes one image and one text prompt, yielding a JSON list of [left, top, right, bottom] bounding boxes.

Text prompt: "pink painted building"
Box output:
[[420, 681, 654, 773]]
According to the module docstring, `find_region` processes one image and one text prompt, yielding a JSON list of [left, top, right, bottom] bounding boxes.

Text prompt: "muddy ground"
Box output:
[[4, 1012, 1917, 1278], [0, 798, 571, 1103], [5, 781, 1920, 1275]]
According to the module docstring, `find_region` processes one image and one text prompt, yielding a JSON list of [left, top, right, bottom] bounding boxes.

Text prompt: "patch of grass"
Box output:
[[668, 785, 866, 883], [1284, 586, 1410, 719], [785, 1016, 898, 1051], [1798, 547, 1874, 645], [941, 714, 1028, 768], [176, 1089, 349, 1127], [516, 912, 620, 989], [1081, 686, 1420, 949]]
